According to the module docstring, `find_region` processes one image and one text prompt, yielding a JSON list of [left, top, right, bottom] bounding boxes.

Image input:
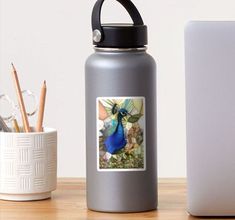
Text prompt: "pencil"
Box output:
[[11, 63, 31, 132], [36, 80, 47, 132], [12, 119, 20, 132]]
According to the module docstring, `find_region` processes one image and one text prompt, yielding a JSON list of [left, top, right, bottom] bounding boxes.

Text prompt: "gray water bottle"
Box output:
[[85, 0, 157, 212]]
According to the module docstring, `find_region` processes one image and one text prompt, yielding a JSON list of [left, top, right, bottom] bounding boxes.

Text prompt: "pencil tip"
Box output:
[[44, 80, 46, 85], [11, 63, 16, 71]]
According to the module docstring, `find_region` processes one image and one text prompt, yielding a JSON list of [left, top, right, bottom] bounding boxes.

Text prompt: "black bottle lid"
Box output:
[[91, 0, 148, 48]]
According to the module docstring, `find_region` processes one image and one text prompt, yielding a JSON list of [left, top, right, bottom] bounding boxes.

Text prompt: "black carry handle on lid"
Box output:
[[92, 0, 144, 43]]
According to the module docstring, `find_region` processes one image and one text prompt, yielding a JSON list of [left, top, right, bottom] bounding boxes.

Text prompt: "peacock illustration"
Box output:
[[98, 98, 144, 156], [104, 108, 130, 154]]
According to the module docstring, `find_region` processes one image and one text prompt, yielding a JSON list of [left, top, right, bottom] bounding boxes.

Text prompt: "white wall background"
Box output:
[[1, 0, 235, 177]]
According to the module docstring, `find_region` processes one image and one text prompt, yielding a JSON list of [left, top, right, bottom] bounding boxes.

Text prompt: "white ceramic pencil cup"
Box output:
[[0, 128, 57, 201]]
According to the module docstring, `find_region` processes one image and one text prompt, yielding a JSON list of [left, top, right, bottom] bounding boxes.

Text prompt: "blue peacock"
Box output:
[[100, 99, 143, 155], [104, 107, 130, 154]]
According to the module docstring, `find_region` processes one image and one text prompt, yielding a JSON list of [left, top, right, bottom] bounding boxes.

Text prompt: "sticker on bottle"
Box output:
[[97, 97, 146, 171]]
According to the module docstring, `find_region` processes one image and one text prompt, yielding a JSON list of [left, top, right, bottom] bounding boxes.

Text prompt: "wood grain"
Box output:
[[0, 178, 202, 220]]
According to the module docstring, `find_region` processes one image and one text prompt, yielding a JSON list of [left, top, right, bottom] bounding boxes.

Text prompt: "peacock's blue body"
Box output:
[[104, 109, 128, 154]]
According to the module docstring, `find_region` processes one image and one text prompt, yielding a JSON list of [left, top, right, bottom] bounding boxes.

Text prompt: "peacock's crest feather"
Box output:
[[100, 98, 143, 121]]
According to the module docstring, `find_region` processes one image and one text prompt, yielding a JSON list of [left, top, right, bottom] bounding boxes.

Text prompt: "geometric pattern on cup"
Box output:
[[0, 130, 57, 194]]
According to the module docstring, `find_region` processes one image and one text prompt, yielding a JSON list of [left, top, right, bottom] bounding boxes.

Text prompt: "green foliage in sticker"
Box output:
[[99, 148, 144, 169], [127, 114, 143, 123]]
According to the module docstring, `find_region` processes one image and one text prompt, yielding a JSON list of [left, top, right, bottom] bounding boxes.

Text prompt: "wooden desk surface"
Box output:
[[0, 178, 203, 220]]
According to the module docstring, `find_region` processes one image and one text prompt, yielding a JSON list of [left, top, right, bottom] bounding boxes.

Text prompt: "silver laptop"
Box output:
[[185, 21, 235, 216]]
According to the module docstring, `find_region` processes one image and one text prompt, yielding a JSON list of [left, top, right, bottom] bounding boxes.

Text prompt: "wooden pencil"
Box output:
[[12, 119, 20, 132], [36, 80, 47, 132], [11, 63, 31, 132]]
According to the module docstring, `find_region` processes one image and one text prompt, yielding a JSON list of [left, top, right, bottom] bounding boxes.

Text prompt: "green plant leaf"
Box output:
[[128, 114, 142, 123]]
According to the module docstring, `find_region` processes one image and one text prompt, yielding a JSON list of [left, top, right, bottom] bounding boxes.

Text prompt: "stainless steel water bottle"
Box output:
[[85, 0, 157, 212]]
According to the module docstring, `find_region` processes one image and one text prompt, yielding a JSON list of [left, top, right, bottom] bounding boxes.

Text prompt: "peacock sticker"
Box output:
[[97, 97, 146, 171]]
